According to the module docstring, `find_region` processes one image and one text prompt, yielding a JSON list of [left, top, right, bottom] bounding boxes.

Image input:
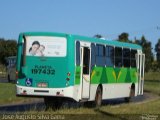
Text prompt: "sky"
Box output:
[[0, 0, 160, 53]]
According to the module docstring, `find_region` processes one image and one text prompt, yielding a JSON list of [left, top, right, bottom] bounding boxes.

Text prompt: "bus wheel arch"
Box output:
[[94, 84, 103, 107], [125, 83, 135, 102], [130, 83, 135, 96]]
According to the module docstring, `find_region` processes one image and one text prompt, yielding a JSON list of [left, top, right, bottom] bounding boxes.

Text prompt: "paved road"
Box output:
[[0, 101, 45, 113]]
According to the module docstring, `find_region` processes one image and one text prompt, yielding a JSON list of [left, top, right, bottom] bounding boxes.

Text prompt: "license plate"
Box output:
[[37, 82, 48, 88]]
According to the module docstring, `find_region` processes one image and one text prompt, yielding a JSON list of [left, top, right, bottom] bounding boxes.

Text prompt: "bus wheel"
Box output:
[[44, 97, 52, 110], [83, 101, 94, 108], [44, 97, 63, 110], [125, 86, 135, 102], [95, 86, 102, 107]]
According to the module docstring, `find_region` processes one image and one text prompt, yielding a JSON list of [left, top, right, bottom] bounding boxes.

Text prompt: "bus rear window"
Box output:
[[25, 36, 67, 57]]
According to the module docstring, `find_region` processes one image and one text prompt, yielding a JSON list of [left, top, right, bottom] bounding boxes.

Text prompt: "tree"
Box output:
[[135, 36, 153, 72], [0, 38, 17, 64], [94, 34, 103, 39], [155, 39, 160, 61], [155, 39, 160, 69], [151, 61, 159, 72], [118, 32, 131, 43]]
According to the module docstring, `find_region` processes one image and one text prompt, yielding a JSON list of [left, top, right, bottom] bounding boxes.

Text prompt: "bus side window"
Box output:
[[96, 44, 105, 66], [131, 50, 137, 67], [106, 46, 114, 67], [123, 48, 130, 68], [115, 47, 122, 67], [76, 41, 80, 66], [83, 47, 90, 74], [91, 43, 96, 70]]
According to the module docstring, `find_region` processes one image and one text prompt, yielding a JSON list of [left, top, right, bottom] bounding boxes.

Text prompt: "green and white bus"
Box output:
[[16, 32, 145, 107]]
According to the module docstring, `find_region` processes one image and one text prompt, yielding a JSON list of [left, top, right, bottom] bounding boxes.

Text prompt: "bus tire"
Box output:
[[83, 101, 94, 108], [125, 86, 135, 102], [44, 97, 63, 110], [95, 86, 102, 107]]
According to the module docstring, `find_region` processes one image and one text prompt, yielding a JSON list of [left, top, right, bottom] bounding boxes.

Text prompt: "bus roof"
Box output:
[[73, 35, 142, 50], [20, 32, 142, 50]]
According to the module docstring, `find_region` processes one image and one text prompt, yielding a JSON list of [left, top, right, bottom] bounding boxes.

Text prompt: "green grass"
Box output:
[[0, 83, 39, 105], [19, 98, 160, 120], [100, 99, 160, 114], [144, 71, 160, 95], [144, 80, 160, 96], [144, 72, 160, 81]]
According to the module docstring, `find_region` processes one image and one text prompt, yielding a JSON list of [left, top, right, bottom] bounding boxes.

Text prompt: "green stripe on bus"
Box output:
[[75, 66, 81, 85], [75, 66, 138, 84]]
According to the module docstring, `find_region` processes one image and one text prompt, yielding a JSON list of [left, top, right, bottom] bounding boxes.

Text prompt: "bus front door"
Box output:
[[137, 53, 145, 95], [80, 46, 91, 99]]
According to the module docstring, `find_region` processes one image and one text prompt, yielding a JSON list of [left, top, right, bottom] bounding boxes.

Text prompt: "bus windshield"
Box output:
[[25, 36, 67, 57]]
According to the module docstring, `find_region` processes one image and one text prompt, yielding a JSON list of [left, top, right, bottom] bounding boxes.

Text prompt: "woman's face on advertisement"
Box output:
[[32, 44, 39, 53]]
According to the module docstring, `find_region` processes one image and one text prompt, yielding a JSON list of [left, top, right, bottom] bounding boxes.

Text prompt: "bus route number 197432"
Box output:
[[31, 65, 55, 75]]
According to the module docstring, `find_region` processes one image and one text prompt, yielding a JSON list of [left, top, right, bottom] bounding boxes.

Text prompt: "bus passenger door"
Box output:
[[137, 52, 145, 95], [80, 46, 91, 99]]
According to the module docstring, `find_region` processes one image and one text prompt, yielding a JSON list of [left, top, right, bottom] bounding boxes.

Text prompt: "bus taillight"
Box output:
[[67, 72, 71, 76], [16, 71, 18, 79], [66, 72, 71, 81]]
